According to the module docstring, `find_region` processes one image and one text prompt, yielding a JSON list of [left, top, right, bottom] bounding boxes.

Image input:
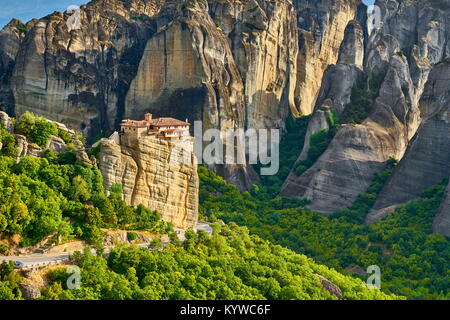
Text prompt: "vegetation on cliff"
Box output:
[[0, 113, 169, 251], [330, 157, 399, 224], [0, 154, 167, 249], [255, 115, 310, 198], [35, 224, 398, 300], [0, 113, 399, 301], [294, 113, 338, 177], [339, 71, 386, 125], [199, 167, 450, 300]]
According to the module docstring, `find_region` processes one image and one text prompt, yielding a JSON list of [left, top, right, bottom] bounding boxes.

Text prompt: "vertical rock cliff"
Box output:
[[124, 0, 301, 190], [208, 0, 299, 130], [98, 131, 199, 229], [0, 0, 363, 189], [366, 60, 450, 224], [434, 182, 450, 237], [295, 19, 365, 163], [293, 0, 362, 116], [8, 0, 162, 139], [282, 0, 450, 222], [0, 19, 26, 113]]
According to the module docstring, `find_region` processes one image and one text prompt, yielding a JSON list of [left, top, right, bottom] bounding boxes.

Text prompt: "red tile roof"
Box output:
[[121, 117, 190, 128], [149, 118, 190, 127]]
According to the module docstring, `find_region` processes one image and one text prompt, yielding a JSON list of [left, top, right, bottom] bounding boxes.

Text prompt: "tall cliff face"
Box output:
[[7, 0, 161, 139], [295, 19, 365, 162], [434, 181, 450, 238], [124, 0, 300, 190], [366, 60, 450, 224], [293, 0, 362, 116], [208, 0, 299, 130], [98, 133, 199, 230], [282, 0, 450, 222], [0, 0, 362, 189], [0, 19, 26, 113], [124, 0, 255, 190]]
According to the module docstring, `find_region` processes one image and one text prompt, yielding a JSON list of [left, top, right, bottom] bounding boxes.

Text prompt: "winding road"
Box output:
[[0, 222, 213, 269]]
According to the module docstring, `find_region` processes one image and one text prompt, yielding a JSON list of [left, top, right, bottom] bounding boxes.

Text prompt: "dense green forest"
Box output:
[[0, 112, 400, 300], [0, 112, 448, 300], [1, 224, 399, 300], [0, 113, 172, 251], [0, 154, 166, 248], [199, 167, 450, 300]]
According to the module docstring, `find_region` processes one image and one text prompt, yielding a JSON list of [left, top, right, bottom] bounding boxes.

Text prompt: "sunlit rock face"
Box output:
[[124, 0, 300, 190], [293, 0, 362, 116], [7, 0, 162, 140], [282, 0, 450, 221], [98, 130, 199, 230], [295, 19, 366, 164], [0, 0, 362, 190]]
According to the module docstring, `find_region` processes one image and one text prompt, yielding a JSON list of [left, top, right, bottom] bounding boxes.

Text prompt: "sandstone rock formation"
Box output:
[[0, 0, 363, 189], [20, 283, 41, 300], [15, 134, 43, 159], [295, 19, 365, 162], [282, 0, 450, 223], [208, 0, 299, 130], [434, 182, 450, 237], [7, 0, 159, 139], [124, 0, 302, 189], [98, 132, 199, 229], [0, 111, 92, 163], [366, 60, 450, 224], [0, 111, 13, 131], [293, 0, 363, 116], [317, 274, 343, 300]]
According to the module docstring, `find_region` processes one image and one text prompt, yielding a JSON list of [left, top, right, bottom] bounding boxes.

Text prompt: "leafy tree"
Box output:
[[15, 112, 58, 148], [198, 166, 449, 299], [44, 225, 399, 300], [0, 127, 19, 158]]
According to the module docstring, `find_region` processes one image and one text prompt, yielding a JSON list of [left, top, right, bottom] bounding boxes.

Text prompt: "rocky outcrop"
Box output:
[[434, 182, 450, 238], [46, 136, 67, 153], [103, 229, 156, 246], [317, 275, 343, 300], [0, 111, 13, 131], [20, 283, 41, 300], [282, 55, 422, 215], [313, 19, 365, 115], [338, 19, 365, 68], [0, 112, 92, 163], [295, 19, 365, 162], [282, 0, 450, 217], [366, 60, 450, 224], [0, 0, 364, 189], [98, 133, 199, 229], [8, 0, 160, 139], [293, 0, 362, 116]]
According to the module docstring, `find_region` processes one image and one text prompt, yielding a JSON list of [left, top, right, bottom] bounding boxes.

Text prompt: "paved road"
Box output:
[[196, 222, 213, 235], [0, 244, 152, 269], [0, 222, 211, 269], [0, 252, 72, 268]]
